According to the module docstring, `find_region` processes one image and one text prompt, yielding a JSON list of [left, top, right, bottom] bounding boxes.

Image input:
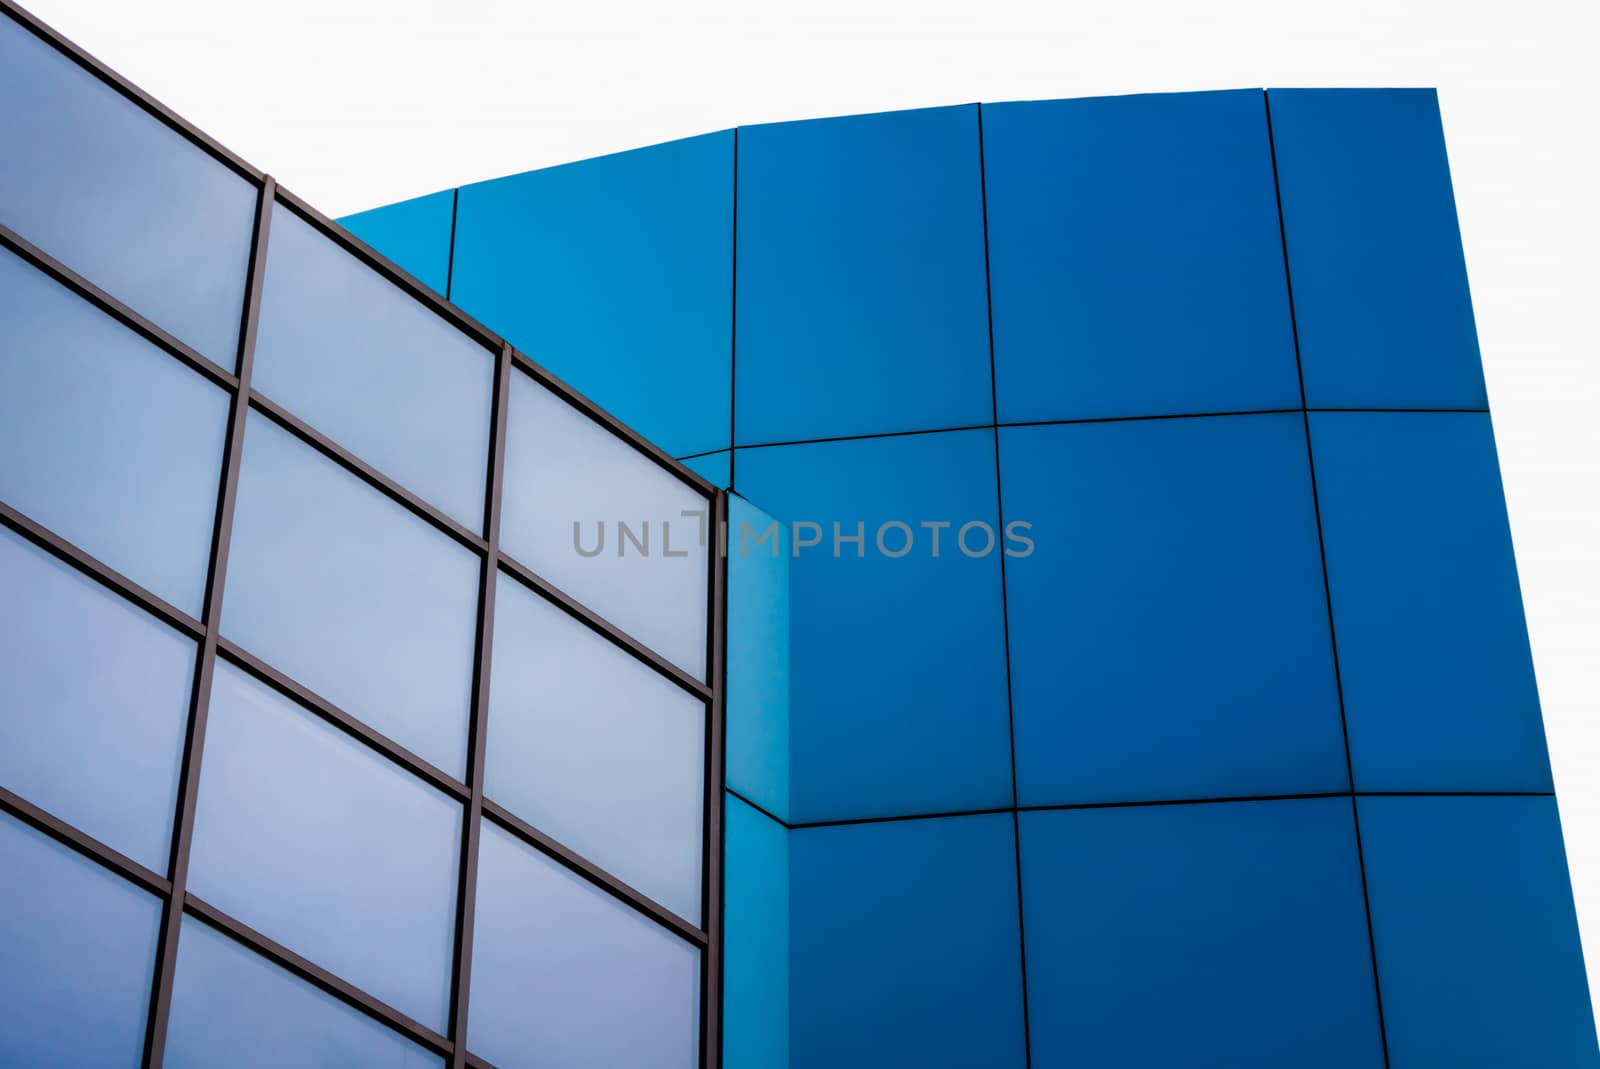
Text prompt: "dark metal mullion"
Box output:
[[447, 341, 510, 1069], [0, 221, 238, 391], [0, 784, 170, 897], [700, 489, 728, 1069], [141, 175, 275, 1069], [495, 550, 714, 702], [480, 800, 710, 949]]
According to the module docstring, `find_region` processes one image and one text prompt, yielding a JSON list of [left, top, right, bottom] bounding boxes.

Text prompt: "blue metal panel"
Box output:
[[339, 188, 455, 296]]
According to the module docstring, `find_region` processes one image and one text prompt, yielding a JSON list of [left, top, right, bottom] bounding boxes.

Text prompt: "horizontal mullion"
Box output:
[[215, 638, 471, 802], [495, 551, 713, 702], [482, 799, 709, 949], [183, 893, 452, 1057], [0, 221, 239, 391], [0, 499, 206, 639], [465, 1054, 500, 1069], [247, 392, 488, 554], [0, 783, 170, 897]]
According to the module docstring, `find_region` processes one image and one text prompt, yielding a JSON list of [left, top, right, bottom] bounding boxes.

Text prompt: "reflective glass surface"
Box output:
[[453, 133, 734, 458], [725, 494, 790, 821], [0, 15, 255, 366], [790, 814, 1025, 1068], [222, 413, 479, 774], [1020, 799, 1384, 1068], [984, 90, 1300, 422], [468, 822, 701, 1069], [501, 371, 709, 678], [0, 812, 161, 1069], [735, 105, 992, 444], [0, 245, 229, 616], [0, 526, 194, 871], [253, 206, 494, 530], [187, 663, 462, 1030], [166, 918, 443, 1069], [339, 189, 456, 296], [488, 572, 704, 921], [724, 796, 789, 1069]]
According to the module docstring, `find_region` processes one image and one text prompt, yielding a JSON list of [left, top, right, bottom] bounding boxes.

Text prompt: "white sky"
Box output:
[[25, 0, 1600, 1009]]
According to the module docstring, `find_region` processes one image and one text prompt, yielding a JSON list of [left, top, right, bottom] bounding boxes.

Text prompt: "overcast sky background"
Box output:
[[27, 0, 1599, 1006]]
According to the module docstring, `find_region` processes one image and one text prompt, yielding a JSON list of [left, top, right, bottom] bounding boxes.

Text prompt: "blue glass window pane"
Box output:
[[222, 413, 479, 774], [1359, 796, 1595, 1067], [487, 572, 704, 921], [0, 812, 161, 1069], [790, 814, 1025, 1068], [0, 17, 255, 367], [735, 431, 1012, 823], [0, 526, 193, 872], [1270, 89, 1486, 408], [187, 663, 461, 1030], [681, 450, 731, 489], [723, 796, 789, 1069], [725, 494, 790, 821], [166, 918, 443, 1069], [1310, 412, 1549, 792], [735, 105, 992, 444], [1002, 414, 1347, 805], [501, 371, 709, 678], [252, 206, 494, 530], [984, 90, 1300, 423], [0, 246, 229, 616], [1019, 799, 1384, 1068], [468, 822, 700, 1069], [338, 189, 456, 296], [453, 133, 734, 459]]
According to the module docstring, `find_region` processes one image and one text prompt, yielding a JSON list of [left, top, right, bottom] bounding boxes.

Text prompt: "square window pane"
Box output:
[[468, 821, 700, 1069], [0, 245, 229, 616], [0, 812, 161, 1069], [501, 371, 709, 678], [187, 663, 462, 1030], [0, 525, 194, 872], [222, 413, 479, 775], [488, 572, 704, 921], [252, 206, 494, 530], [0, 16, 255, 367], [166, 918, 443, 1069]]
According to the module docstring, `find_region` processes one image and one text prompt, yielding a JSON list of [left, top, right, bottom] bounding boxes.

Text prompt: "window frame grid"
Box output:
[[0, 4, 727, 1066]]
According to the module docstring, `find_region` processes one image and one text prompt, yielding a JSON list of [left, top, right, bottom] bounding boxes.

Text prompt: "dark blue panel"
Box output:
[[1001, 414, 1346, 806], [722, 795, 788, 1069], [984, 90, 1299, 423], [726, 494, 790, 821], [0, 812, 161, 1069], [338, 189, 456, 296], [791, 814, 1025, 1069], [735, 105, 992, 445], [0, 15, 255, 367], [1020, 799, 1383, 1068], [453, 133, 732, 458], [0, 525, 194, 872], [681, 450, 731, 488], [1269, 89, 1486, 408], [0, 245, 229, 616], [735, 430, 1011, 822], [166, 918, 443, 1069], [1359, 796, 1596, 1067], [1310, 413, 1549, 792]]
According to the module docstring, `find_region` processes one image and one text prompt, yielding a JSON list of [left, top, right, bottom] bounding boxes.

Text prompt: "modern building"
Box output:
[[0, 2, 1594, 1068]]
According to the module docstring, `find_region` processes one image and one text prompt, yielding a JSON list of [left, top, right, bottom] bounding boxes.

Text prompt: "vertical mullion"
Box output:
[[142, 175, 276, 1069], [701, 489, 729, 1069], [448, 340, 511, 1068]]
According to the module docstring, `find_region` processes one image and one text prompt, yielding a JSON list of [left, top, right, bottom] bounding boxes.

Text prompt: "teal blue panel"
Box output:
[[681, 451, 732, 488], [338, 189, 456, 296], [726, 494, 790, 820], [723, 795, 788, 1069]]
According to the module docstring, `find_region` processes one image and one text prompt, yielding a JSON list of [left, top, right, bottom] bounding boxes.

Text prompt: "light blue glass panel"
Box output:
[[187, 663, 461, 1030], [0, 246, 229, 616], [487, 572, 704, 921], [0, 811, 161, 1068], [339, 189, 456, 296], [724, 795, 789, 1069], [253, 206, 494, 530], [501, 371, 710, 677], [468, 822, 700, 1069], [166, 918, 443, 1069], [222, 413, 479, 774], [0, 16, 255, 366], [726, 494, 790, 821], [0, 526, 193, 871]]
